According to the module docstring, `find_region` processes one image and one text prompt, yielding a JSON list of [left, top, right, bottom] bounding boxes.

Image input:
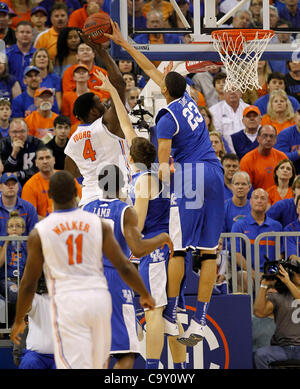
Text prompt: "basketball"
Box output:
[[83, 12, 112, 44]]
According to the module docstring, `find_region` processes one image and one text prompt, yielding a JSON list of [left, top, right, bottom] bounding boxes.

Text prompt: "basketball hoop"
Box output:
[[211, 29, 274, 93]]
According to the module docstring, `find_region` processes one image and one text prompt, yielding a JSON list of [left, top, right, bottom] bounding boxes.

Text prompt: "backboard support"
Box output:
[[110, 0, 300, 62]]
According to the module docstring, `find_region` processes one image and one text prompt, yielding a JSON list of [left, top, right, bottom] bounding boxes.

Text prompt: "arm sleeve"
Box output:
[[275, 131, 299, 162]]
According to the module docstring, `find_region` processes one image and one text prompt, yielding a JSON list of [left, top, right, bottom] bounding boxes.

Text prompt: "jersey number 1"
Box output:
[[66, 234, 83, 265], [83, 139, 96, 161]]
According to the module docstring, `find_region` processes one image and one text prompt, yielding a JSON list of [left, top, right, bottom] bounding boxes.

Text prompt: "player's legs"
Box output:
[[167, 320, 186, 369], [113, 353, 136, 369], [145, 306, 165, 366]]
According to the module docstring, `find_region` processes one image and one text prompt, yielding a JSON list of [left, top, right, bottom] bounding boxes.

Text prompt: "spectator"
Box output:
[[21, 146, 81, 220], [6, 21, 36, 93], [249, 0, 263, 28], [231, 188, 282, 292], [192, 67, 226, 108], [254, 72, 300, 116], [0, 2, 15, 48], [210, 89, 249, 153], [126, 86, 141, 112], [275, 107, 300, 174], [223, 171, 252, 233], [269, 19, 293, 75], [134, 10, 182, 67], [142, 0, 173, 22], [212, 71, 226, 104], [267, 158, 296, 206], [11, 65, 41, 119], [61, 63, 106, 133], [260, 5, 279, 29], [0, 98, 11, 138], [220, 0, 249, 14], [278, 0, 300, 29], [261, 89, 296, 135], [231, 9, 252, 28], [6, 0, 32, 31], [253, 258, 300, 369], [117, 59, 146, 89], [0, 52, 21, 101], [123, 72, 136, 93], [0, 118, 44, 186], [30, 6, 47, 42], [24, 87, 58, 142], [128, 0, 147, 35], [221, 153, 240, 201], [285, 60, 300, 104], [0, 173, 38, 235], [199, 105, 216, 132], [62, 42, 110, 102], [34, 3, 69, 61], [30, 48, 61, 113], [284, 194, 300, 259], [68, 0, 109, 30], [38, 0, 81, 25], [267, 175, 300, 228], [0, 210, 27, 307], [166, 0, 193, 41], [243, 61, 272, 105], [45, 115, 71, 170], [240, 125, 288, 190], [231, 105, 261, 161], [53, 26, 82, 77], [209, 131, 226, 161]]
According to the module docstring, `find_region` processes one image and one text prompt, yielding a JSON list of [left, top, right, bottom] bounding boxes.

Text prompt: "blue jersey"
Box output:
[[284, 218, 300, 258], [266, 198, 297, 228], [0, 241, 27, 280], [130, 170, 169, 238], [83, 198, 131, 268], [275, 124, 300, 174], [155, 91, 221, 167]]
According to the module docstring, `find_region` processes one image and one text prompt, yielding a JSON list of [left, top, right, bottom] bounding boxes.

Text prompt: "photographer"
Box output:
[[253, 260, 300, 369]]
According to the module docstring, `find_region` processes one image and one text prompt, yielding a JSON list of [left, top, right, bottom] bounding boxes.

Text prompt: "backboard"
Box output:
[[110, 0, 300, 61]]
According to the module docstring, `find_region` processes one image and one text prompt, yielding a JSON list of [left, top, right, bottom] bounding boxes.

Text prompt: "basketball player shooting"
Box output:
[[105, 20, 225, 347]]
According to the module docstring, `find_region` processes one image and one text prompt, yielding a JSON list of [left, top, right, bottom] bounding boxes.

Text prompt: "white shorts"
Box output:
[[50, 289, 112, 369]]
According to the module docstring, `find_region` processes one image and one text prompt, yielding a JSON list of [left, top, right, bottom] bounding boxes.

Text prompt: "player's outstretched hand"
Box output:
[[104, 19, 125, 46], [140, 293, 155, 310], [93, 69, 113, 91], [10, 320, 26, 345]]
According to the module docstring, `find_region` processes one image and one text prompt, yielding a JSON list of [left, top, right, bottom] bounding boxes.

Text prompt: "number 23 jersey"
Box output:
[[64, 117, 131, 205]]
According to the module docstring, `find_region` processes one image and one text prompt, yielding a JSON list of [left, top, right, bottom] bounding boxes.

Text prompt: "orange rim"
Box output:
[[212, 29, 274, 42]]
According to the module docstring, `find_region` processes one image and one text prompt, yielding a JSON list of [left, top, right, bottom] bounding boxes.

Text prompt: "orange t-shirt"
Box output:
[[266, 185, 294, 206], [142, 1, 173, 20], [21, 171, 82, 218], [239, 148, 288, 191], [2, 0, 31, 30], [34, 27, 59, 61], [25, 111, 58, 140], [68, 5, 109, 30], [261, 114, 296, 135], [62, 64, 110, 100]]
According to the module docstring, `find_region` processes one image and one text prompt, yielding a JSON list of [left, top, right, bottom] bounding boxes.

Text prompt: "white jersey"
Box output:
[[64, 117, 131, 206], [35, 208, 108, 296]]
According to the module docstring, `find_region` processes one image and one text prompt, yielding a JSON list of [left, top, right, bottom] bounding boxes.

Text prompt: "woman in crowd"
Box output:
[[266, 158, 296, 206], [0, 52, 21, 101], [261, 89, 296, 134], [30, 48, 62, 112], [209, 131, 226, 161], [53, 27, 82, 77], [199, 105, 215, 132], [117, 59, 146, 89]]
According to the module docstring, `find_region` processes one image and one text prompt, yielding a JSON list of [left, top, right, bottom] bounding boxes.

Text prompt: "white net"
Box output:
[[212, 30, 274, 93]]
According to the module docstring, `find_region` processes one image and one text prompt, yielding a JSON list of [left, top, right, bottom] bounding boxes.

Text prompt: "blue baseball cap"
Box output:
[[23, 65, 40, 77], [0, 173, 18, 184], [31, 6, 47, 16], [0, 2, 9, 14]]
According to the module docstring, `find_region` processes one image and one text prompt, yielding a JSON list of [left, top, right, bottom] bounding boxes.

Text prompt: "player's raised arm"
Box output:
[[101, 219, 155, 310], [105, 20, 165, 89], [93, 69, 137, 146], [123, 206, 173, 258], [10, 229, 44, 345]]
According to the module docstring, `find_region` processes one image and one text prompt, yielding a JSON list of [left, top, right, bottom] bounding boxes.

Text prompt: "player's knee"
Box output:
[[192, 251, 217, 272]]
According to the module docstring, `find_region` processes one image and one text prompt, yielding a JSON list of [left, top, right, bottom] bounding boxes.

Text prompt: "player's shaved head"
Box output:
[[48, 171, 77, 205]]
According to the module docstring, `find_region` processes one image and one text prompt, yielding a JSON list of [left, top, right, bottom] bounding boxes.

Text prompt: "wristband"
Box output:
[[260, 284, 268, 289]]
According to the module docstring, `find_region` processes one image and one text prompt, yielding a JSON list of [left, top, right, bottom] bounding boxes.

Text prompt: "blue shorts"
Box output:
[[139, 244, 169, 309], [19, 349, 56, 369], [104, 267, 140, 354], [174, 163, 224, 250]]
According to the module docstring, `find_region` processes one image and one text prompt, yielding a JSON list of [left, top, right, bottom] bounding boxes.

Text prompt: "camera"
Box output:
[[263, 256, 300, 293]]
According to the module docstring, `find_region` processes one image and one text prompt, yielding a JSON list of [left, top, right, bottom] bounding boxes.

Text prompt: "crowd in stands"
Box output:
[[0, 0, 299, 369]]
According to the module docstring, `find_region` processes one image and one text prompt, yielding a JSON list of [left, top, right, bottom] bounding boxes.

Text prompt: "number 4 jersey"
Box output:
[[35, 208, 108, 296], [64, 117, 131, 206]]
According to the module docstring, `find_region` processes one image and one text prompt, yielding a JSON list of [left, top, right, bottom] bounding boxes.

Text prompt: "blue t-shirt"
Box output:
[[254, 93, 300, 116], [274, 124, 300, 174], [267, 198, 297, 228], [231, 213, 282, 271], [0, 75, 17, 101], [0, 241, 27, 280], [284, 218, 300, 258], [223, 198, 251, 233], [83, 198, 131, 268]]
